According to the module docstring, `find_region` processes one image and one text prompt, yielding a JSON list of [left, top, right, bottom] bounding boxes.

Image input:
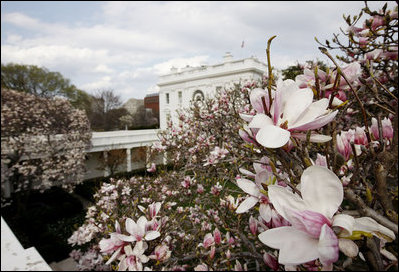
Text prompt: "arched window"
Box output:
[[192, 90, 204, 102]]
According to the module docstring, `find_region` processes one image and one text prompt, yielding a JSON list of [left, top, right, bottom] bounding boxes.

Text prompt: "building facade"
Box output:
[[144, 93, 160, 122], [157, 53, 267, 129]]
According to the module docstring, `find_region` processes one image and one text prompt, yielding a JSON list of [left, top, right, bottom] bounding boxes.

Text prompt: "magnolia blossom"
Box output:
[[118, 241, 149, 271], [146, 163, 156, 173], [117, 216, 161, 243], [370, 117, 394, 141], [99, 221, 126, 265], [245, 79, 338, 148], [258, 166, 395, 269], [148, 244, 171, 262]]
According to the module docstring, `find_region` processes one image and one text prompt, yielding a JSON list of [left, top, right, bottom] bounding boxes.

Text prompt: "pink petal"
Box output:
[[259, 227, 320, 265], [318, 224, 339, 266], [256, 125, 291, 148], [300, 166, 343, 219], [289, 210, 332, 238], [236, 196, 258, 213], [239, 128, 257, 144], [237, 178, 260, 197]]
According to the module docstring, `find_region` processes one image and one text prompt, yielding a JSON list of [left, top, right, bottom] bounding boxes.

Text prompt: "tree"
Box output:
[[1, 63, 92, 112], [88, 89, 128, 131], [1, 89, 91, 211]]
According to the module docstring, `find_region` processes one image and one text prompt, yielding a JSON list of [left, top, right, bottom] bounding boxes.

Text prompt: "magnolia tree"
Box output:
[[1, 89, 91, 207], [68, 2, 397, 271]]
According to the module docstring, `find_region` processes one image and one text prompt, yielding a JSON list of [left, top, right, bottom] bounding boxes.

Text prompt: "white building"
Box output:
[[158, 53, 267, 129]]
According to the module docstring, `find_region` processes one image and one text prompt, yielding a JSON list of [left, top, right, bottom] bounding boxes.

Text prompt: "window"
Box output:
[[166, 93, 169, 104], [192, 90, 205, 107], [178, 91, 182, 105]]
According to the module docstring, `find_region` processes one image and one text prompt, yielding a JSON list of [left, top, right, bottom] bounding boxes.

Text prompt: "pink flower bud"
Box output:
[[209, 245, 216, 259], [263, 253, 279, 270], [354, 127, 368, 146], [249, 216, 258, 235], [203, 233, 214, 248], [213, 228, 221, 245]]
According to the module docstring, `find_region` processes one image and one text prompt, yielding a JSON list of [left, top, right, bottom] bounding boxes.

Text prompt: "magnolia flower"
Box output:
[[247, 79, 337, 148], [148, 244, 171, 262], [146, 163, 156, 173], [258, 166, 395, 269], [194, 264, 210, 271], [117, 216, 160, 243], [118, 241, 149, 271], [99, 221, 126, 265], [370, 117, 394, 141]]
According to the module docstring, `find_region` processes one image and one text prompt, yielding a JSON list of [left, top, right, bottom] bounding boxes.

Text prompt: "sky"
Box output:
[[1, 1, 396, 103]]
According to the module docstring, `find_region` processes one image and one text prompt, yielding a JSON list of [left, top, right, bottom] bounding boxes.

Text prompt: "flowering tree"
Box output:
[[69, 2, 397, 271], [1, 89, 91, 208]]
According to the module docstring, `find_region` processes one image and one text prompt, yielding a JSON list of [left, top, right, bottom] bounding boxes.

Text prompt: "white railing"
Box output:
[[1, 216, 52, 271], [88, 129, 160, 152]]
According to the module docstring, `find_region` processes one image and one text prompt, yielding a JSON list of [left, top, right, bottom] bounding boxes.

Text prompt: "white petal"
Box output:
[[259, 227, 320, 265], [291, 133, 332, 143], [259, 203, 272, 222], [116, 233, 136, 242], [145, 231, 161, 241], [125, 218, 138, 236], [236, 196, 258, 213], [332, 214, 355, 237], [282, 88, 313, 126], [137, 216, 148, 235], [239, 113, 254, 122], [289, 110, 338, 131], [290, 98, 329, 128], [256, 125, 291, 148], [338, 238, 359, 258], [239, 168, 255, 178], [300, 166, 343, 219], [117, 255, 127, 270], [354, 217, 396, 242], [237, 178, 260, 197], [248, 114, 274, 129], [267, 185, 308, 222], [106, 247, 121, 265]]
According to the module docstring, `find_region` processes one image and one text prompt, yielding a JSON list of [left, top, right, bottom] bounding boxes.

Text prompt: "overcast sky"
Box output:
[[1, 1, 396, 102]]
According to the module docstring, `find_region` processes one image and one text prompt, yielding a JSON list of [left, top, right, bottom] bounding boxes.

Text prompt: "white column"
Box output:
[[126, 148, 131, 172], [103, 151, 110, 177], [146, 145, 150, 165]]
